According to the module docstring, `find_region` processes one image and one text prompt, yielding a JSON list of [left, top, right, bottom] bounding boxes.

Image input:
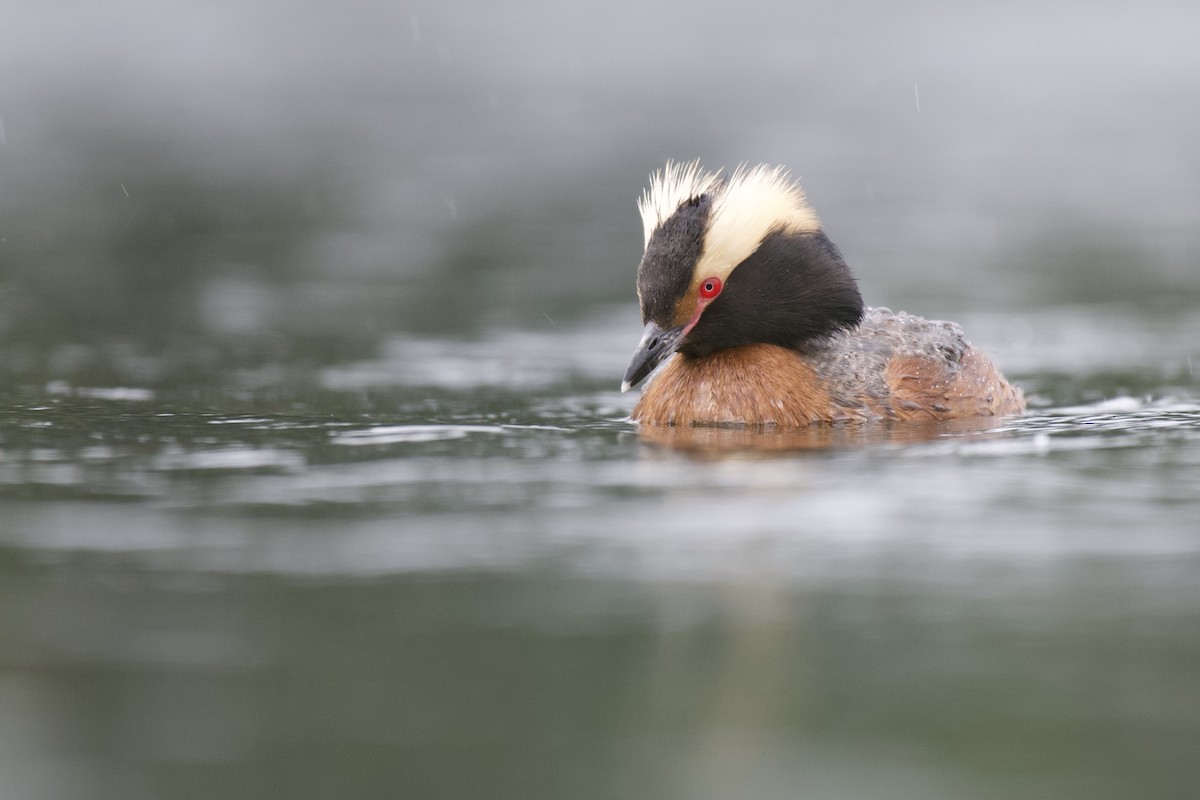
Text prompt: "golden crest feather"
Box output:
[[637, 161, 822, 285]]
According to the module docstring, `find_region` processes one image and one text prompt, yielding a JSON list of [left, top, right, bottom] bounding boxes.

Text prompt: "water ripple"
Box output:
[[331, 424, 507, 446]]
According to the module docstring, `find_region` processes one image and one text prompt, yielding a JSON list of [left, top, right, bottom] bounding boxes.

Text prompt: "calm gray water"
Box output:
[[2, 1, 1199, 799]]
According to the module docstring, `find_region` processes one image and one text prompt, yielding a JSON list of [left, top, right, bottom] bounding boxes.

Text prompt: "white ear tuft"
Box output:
[[693, 164, 821, 282]]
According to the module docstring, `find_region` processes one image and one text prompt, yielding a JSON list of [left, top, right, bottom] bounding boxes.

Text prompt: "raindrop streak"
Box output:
[[0, 114, 6, 145], [914, 84, 921, 111], [121, 183, 130, 198]]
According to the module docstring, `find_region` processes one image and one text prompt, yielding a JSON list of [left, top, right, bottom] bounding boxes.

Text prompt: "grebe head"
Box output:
[[622, 161, 864, 392]]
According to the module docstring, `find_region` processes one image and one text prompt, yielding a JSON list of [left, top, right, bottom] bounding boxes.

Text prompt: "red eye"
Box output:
[[698, 276, 722, 300]]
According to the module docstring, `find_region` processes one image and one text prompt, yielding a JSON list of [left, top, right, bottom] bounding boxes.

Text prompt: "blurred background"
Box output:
[[1, 1, 1198, 798]]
